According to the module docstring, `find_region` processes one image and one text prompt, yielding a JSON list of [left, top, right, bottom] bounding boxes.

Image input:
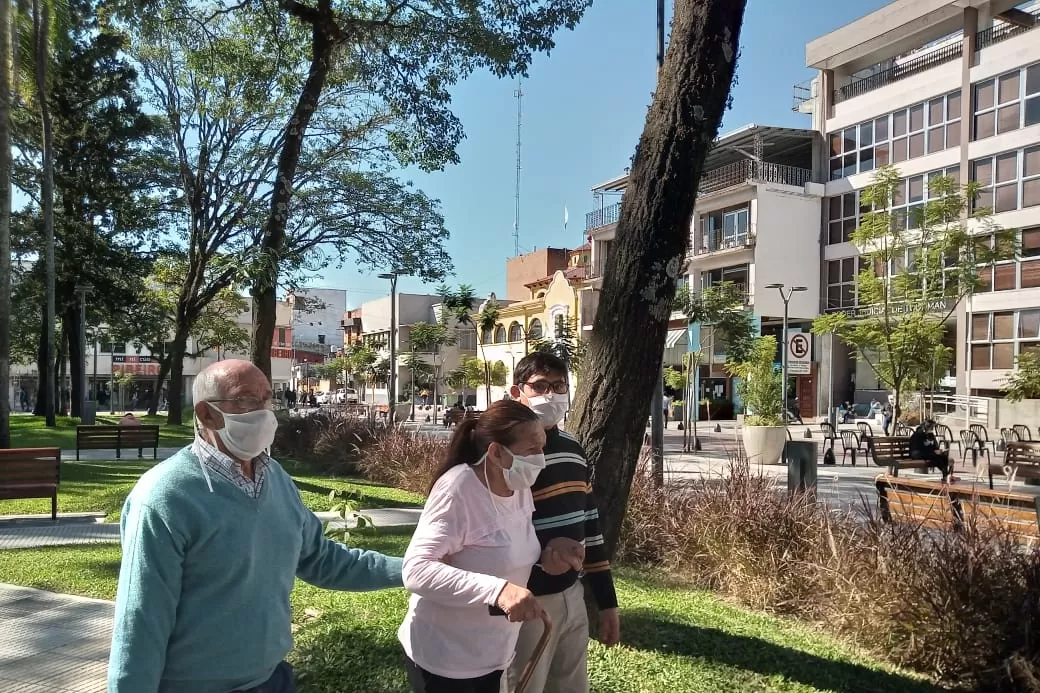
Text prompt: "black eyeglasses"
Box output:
[[521, 380, 569, 396]]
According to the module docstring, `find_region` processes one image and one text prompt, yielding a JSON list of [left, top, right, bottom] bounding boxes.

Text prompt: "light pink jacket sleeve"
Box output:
[[402, 476, 508, 607]]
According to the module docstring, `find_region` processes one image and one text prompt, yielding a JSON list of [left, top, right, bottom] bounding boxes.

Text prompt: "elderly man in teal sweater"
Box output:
[[108, 360, 404, 693]]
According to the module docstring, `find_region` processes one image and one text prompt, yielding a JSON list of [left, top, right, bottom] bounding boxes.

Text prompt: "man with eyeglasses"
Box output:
[[109, 359, 403, 693], [505, 352, 620, 693]]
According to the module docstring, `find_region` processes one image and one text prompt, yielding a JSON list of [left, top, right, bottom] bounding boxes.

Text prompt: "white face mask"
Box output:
[[526, 394, 569, 427], [498, 450, 546, 491], [206, 403, 278, 461]]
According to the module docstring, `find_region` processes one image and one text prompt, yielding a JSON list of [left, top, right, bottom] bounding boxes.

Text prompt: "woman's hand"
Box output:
[[495, 583, 545, 623], [539, 538, 585, 575]]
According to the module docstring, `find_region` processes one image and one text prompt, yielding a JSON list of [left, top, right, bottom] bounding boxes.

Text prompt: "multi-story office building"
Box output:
[[800, 0, 1040, 401], [583, 124, 825, 415]]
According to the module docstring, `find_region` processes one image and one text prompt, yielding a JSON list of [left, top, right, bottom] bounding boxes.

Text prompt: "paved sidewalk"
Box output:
[[0, 508, 423, 550], [0, 583, 112, 692]]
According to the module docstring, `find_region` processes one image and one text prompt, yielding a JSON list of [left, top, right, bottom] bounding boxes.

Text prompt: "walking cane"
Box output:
[[515, 611, 553, 693]]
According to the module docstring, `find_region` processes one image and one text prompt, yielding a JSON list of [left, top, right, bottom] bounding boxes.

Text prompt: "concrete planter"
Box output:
[[742, 425, 786, 466]]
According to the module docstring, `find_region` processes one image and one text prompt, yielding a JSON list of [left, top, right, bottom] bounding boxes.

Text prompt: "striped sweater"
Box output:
[[527, 426, 618, 610]]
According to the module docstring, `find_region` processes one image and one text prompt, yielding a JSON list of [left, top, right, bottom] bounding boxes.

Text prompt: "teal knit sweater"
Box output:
[[107, 447, 403, 693]]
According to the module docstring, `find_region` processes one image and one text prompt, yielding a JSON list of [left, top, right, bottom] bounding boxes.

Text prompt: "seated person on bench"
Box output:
[[909, 420, 953, 481]]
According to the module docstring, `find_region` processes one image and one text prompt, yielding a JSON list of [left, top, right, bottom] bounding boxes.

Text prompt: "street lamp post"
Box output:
[[765, 283, 808, 427], [379, 271, 403, 425], [73, 284, 93, 421]]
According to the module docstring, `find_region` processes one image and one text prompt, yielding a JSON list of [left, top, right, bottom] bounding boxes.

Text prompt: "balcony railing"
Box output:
[[585, 162, 813, 232], [833, 8, 1040, 105], [585, 202, 621, 232], [696, 225, 755, 255]]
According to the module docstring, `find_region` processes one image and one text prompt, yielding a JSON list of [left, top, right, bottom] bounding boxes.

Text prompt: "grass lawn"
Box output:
[[9, 414, 194, 449], [0, 532, 947, 693], [0, 460, 423, 521]]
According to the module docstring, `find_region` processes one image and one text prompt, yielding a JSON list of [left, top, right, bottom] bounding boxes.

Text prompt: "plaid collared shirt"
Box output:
[[191, 437, 270, 499]]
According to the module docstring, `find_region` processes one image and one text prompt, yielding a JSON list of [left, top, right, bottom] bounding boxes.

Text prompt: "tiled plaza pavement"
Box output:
[[0, 583, 112, 692]]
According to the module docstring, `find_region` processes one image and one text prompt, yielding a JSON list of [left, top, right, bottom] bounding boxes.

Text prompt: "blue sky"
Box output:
[[323, 0, 893, 308]]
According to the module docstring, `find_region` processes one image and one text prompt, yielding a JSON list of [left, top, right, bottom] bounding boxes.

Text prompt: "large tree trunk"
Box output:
[[0, 0, 11, 447], [251, 12, 335, 380], [55, 326, 67, 417], [34, 0, 56, 427], [148, 352, 172, 417], [63, 305, 81, 418], [32, 310, 47, 416], [570, 0, 747, 557], [165, 330, 191, 425]]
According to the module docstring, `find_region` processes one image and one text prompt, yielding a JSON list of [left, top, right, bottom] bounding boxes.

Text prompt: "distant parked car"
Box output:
[[337, 388, 359, 404], [315, 391, 331, 405]]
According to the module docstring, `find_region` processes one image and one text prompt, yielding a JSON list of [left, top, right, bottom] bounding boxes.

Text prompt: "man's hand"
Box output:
[[539, 537, 585, 575], [597, 608, 620, 646]]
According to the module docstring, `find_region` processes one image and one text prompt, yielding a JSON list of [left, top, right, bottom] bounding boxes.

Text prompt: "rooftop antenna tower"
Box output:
[[513, 78, 522, 257]]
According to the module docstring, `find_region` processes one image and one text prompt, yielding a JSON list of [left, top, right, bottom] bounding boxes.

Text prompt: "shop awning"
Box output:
[[665, 328, 688, 349]]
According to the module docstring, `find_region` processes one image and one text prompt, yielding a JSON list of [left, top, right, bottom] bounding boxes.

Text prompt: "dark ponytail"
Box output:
[[431, 400, 540, 493]]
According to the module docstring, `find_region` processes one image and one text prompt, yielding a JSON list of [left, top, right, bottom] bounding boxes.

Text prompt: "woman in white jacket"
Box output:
[[399, 400, 582, 693]]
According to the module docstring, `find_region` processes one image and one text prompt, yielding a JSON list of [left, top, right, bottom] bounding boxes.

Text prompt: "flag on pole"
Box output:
[[564, 206, 569, 230]]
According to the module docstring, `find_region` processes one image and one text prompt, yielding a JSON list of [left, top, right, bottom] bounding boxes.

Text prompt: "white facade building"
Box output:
[[288, 288, 348, 353]]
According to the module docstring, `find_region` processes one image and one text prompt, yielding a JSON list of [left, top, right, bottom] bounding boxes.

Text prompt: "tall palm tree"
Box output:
[[0, 0, 13, 446], [475, 302, 499, 408]]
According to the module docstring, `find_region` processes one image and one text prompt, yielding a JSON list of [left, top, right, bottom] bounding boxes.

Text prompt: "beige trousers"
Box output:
[[504, 581, 589, 693]]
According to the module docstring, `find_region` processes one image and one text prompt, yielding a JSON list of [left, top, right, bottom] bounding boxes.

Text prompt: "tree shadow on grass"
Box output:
[[621, 609, 952, 693], [292, 625, 409, 693]]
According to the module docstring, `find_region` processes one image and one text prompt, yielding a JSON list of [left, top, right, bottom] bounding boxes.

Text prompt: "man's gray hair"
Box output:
[[192, 366, 228, 406]]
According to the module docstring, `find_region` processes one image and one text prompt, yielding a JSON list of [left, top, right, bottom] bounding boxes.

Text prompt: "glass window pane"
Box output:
[[1023, 260, 1040, 288], [830, 133, 842, 156], [946, 165, 961, 181], [828, 261, 841, 284], [893, 109, 908, 136], [829, 196, 842, 220], [928, 127, 945, 153], [973, 158, 993, 186], [892, 179, 906, 206], [1020, 309, 1040, 339], [859, 122, 873, 147], [975, 111, 995, 140], [909, 104, 925, 131], [929, 97, 944, 125], [875, 116, 889, 141], [841, 284, 854, 306], [892, 137, 908, 163], [994, 311, 1015, 339], [1028, 64, 1040, 96], [972, 313, 990, 340], [997, 152, 1018, 183], [975, 187, 994, 212], [859, 147, 875, 173], [946, 121, 961, 148], [997, 103, 1020, 134], [996, 184, 1018, 213], [1024, 179, 1040, 209], [843, 127, 857, 153], [999, 72, 1021, 104], [843, 219, 856, 241], [993, 343, 1015, 369], [831, 157, 843, 180], [1025, 146, 1040, 178], [843, 154, 857, 178], [909, 176, 924, 202], [976, 80, 995, 111], [1027, 96, 1040, 127], [994, 263, 1017, 291], [829, 221, 843, 245], [843, 193, 856, 215], [972, 344, 991, 369], [841, 259, 855, 282], [875, 142, 890, 166], [947, 91, 961, 119], [1023, 228, 1040, 257], [828, 286, 841, 308]]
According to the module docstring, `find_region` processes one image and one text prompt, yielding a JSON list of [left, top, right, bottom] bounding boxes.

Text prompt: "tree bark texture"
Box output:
[[0, 0, 12, 447], [165, 329, 190, 425], [62, 305, 81, 418], [34, 0, 56, 426], [250, 6, 335, 380], [570, 0, 747, 557], [32, 310, 46, 416]]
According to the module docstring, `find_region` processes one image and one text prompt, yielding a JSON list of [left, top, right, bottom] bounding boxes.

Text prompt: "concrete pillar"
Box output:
[[820, 69, 835, 122]]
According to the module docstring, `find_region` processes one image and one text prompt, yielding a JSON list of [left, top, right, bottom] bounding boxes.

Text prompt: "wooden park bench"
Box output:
[[869, 436, 949, 480], [0, 448, 62, 520], [76, 424, 160, 460], [989, 441, 1040, 490], [876, 474, 1040, 545]]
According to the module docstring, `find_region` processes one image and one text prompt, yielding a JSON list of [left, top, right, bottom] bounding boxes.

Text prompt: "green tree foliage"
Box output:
[[1003, 350, 1040, 403], [674, 281, 755, 368], [730, 336, 783, 427], [531, 316, 586, 375], [813, 165, 1016, 418]]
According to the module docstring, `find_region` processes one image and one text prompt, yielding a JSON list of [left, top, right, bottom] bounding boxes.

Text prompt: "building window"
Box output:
[[972, 146, 1040, 213], [826, 258, 858, 310], [277, 328, 286, 347], [829, 92, 959, 181], [493, 325, 506, 344], [508, 322, 523, 342], [528, 319, 543, 340], [480, 326, 494, 344], [970, 310, 1032, 370], [973, 62, 1040, 141], [827, 192, 859, 244], [457, 330, 477, 351], [701, 264, 749, 294], [702, 205, 751, 251]]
